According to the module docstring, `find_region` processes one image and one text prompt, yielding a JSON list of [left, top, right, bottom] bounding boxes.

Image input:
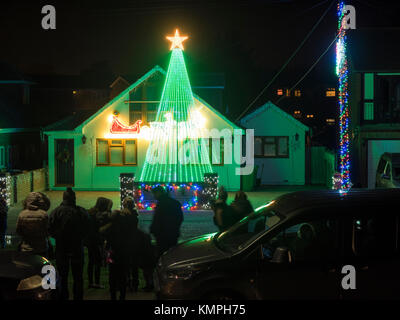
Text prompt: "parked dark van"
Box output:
[[154, 189, 400, 299]]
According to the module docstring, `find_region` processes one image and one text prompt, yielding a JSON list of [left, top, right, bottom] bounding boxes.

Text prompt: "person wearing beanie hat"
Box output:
[[49, 187, 89, 300], [16, 192, 50, 255], [63, 187, 76, 205], [211, 186, 236, 232]]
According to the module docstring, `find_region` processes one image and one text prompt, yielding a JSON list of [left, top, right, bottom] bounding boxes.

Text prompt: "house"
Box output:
[[240, 101, 310, 185], [348, 29, 400, 188], [0, 62, 44, 171], [44, 66, 242, 191]]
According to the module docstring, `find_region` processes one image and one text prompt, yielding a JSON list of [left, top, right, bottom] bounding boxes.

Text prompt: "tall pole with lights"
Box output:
[[336, 2, 351, 190]]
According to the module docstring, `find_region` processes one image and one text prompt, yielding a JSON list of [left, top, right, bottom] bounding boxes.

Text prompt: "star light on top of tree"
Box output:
[[166, 29, 188, 50]]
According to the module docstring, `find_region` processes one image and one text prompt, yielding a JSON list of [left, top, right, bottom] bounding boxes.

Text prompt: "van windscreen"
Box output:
[[215, 202, 281, 253]]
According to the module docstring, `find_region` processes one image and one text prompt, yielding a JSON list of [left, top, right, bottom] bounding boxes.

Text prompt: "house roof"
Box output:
[[44, 109, 99, 132], [45, 65, 239, 133], [240, 101, 309, 131]]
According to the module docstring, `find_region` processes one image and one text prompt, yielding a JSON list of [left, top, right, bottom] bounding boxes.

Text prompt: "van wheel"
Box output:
[[203, 290, 241, 300]]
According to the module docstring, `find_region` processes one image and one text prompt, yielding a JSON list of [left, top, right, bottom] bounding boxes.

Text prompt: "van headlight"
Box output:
[[17, 275, 43, 291]]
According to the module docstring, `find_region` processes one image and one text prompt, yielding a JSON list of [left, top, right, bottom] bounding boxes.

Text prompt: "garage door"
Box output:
[[367, 140, 400, 188]]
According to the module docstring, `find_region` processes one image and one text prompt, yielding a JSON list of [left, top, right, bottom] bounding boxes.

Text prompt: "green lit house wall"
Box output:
[[240, 101, 309, 185], [45, 66, 242, 191]]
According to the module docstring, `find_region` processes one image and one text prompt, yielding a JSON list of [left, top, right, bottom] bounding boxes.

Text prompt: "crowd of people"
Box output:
[[212, 186, 254, 232], [0, 184, 253, 300]]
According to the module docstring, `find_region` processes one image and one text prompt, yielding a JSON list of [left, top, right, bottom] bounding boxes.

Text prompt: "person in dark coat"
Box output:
[[121, 196, 140, 291], [101, 208, 135, 300], [16, 192, 50, 256], [212, 186, 236, 232], [123, 196, 156, 292], [48, 187, 89, 300], [132, 226, 156, 292], [230, 191, 254, 223], [0, 195, 8, 249], [85, 197, 112, 289], [150, 186, 183, 257]]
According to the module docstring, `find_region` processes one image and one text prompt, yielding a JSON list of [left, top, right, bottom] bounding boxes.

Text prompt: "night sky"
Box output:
[[1, 0, 400, 117]]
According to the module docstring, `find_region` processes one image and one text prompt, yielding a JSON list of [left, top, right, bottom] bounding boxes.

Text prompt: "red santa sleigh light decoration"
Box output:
[[110, 116, 142, 134]]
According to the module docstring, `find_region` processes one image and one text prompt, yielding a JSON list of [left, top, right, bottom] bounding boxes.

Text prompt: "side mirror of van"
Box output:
[[270, 246, 292, 264]]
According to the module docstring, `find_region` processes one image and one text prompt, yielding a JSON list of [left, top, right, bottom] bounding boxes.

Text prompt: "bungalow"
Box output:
[[240, 101, 310, 185], [44, 66, 242, 191]]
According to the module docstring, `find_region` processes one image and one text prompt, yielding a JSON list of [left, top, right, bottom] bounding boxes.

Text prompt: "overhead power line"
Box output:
[[235, 0, 336, 122], [275, 33, 339, 105]]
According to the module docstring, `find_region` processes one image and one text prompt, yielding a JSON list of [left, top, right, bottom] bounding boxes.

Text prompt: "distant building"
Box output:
[[0, 62, 43, 171]]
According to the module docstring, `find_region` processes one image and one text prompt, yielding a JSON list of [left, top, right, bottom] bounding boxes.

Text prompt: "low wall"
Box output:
[[5, 168, 48, 206]]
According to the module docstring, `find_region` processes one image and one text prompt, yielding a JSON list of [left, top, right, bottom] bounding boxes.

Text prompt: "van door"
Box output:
[[341, 212, 400, 299], [256, 216, 343, 299]]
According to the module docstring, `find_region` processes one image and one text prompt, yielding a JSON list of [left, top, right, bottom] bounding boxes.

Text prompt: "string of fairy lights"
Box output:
[[134, 182, 202, 211], [120, 173, 218, 211], [336, 1, 351, 191], [0, 174, 12, 206]]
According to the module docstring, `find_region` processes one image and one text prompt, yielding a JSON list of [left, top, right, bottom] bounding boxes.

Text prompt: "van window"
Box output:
[[384, 163, 392, 177], [215, 202, 281, 253], [377, 158, 386, 173], [353, 214, 399, 259], [262, 218, 340, 263]]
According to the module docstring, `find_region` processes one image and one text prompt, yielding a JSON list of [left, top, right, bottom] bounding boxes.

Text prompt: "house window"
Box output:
[[326, 88, 336, 97], [255, 137, 289, 158], [130, 104, 143, 124], [285, 89, 291, 97], [326, 118, 335, 125], [294, 89, 301, 97], [146, 104, 157, 123], [96, 139, 137, 166], [293, 110, 301, 118], [364, 102, 374, 120], [277, 89, 283, 96], [209, 138, 226, 165]]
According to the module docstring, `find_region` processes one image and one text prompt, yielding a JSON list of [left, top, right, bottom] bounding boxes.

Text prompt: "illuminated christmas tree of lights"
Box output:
[[139, 29, 213, 182]]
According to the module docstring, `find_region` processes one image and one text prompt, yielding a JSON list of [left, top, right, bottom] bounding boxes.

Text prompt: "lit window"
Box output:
[[326, 88, 336, 97], [285, 89, 291, 97], [277, 89, 283, 96], [96, 139, 137, 166], [294, 89, 301, 97], [72, 90, 77, 95], [306, 114, 314, 119], [326, 118, 335, 125]]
